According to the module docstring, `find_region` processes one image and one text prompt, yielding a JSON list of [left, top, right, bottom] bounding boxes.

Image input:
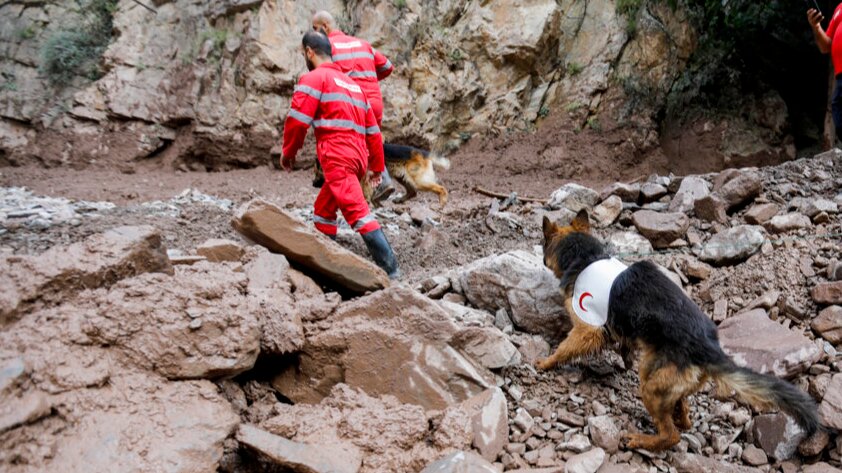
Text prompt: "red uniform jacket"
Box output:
[[282, 62, 385, 173], [327, 30, 393, 114]]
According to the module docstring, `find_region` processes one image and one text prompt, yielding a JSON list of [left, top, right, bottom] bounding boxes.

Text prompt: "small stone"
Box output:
[[592, 196, 623, 227], [745, 291, 780, 311], [600, 182, 640, 203], [557, 434, 592, 453], [564, 448, 605, 473], [605, 231, 654, 257], [669, 176, 711, 214], [514, 408, 535, 433], [588, 416, 620, 453], [813, 282, 842, 305], [765, 213, 812, 233], [803, 198, 839, 218], [728, 408, 751, 427], [557, 410, 586, 427], [547, 184, 600, 213], [694, 195, 729, 223], [195, 238, 245, 263], [751, 413, 807, 460], [640, 183, 668, 203], [189, 318, 203, 330], [680, 258, 713, 281], [632, 210, 690, 249], [741, 445, 768, 466], [698, 225, 766, 266], [812, 306, 842, 344], [819, 374, 842, 430], [713, 300, 728, 322], [744, 203, 780, 225], [798, 429, 830, 457], [803, 463, 842, 473]]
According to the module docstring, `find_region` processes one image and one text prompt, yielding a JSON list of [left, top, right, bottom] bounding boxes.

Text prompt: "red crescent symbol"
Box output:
[[579, 292, 593, 312]]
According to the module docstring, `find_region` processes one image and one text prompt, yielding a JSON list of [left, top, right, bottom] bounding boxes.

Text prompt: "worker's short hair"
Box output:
[[302, 31, 332, 58]]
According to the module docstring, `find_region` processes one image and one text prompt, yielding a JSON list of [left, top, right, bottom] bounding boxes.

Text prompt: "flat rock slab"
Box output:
[[812, 306, 842, 344], [632, 210, 689, 249], [273, 287, 495, 411], [813, 282, 842, 305], [421, 451, 497, 473], [719, 309, 821, 378], [750, 413, 806, 460], [232, 199, 388, 295], [238, 424, 362, 473], [460, 388, 509, 461], [0, 226, 172, 324], [698, 225, 765, 266], [672, 453, 763, 473]]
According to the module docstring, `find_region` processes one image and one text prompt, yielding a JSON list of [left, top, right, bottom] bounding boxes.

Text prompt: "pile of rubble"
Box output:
[[1, 151, 841, 473]]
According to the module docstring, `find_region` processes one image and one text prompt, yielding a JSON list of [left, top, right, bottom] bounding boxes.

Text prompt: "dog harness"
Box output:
[[572, 258, 628, 327]]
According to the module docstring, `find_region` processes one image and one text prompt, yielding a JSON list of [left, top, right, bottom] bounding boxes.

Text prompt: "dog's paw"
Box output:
[[623, 433, 650, 451]]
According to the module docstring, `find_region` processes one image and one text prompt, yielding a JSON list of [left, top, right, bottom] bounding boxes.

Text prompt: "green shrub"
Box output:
[[40, 0, 118, 86], [566, 62, 583, 76]]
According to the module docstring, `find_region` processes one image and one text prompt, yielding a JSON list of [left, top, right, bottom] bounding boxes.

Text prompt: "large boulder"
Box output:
[[456, 251, 567, 340], [0, 226, 172, 324], [631, 210, 690, 248], [232, 199, 388, 295], [272, 287, 495, 410], [718, 309, 821, 378], [714, 169, 763, 210], [260, 384, 476, 473], [698, 225, 766, 266], [81, 262, 262, 379]]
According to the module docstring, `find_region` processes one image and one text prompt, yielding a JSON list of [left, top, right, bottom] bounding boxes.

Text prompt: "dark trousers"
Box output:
[[832, 76, 842, 139]]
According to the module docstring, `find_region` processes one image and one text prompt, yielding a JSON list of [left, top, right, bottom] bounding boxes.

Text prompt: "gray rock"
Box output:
[[803, 198, 839, 218], [564, 448, 605, 473], [605, 231, 654, 257], [694, 194, 728, 223], [669, 176, 711, 214], [764, 213, 812, 234], [600, 182, 640, 202], [557, 434, 591, 453], [547, 184, 600, 213], [513, 408, 535, 432], [587, 416, 620, 453], [698, 225, 766, 266], [719, 309, 821, 378], [0, 391, 52, 433], [672, 452, 763, 473], [632, 210, 690, 249], [457, 251, 566, 339], [640, 183, 668, 203], [592, 196, 622, 227], [750, 413, 807, 461]]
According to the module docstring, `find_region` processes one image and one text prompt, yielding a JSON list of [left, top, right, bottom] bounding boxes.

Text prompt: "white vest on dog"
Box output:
[[572, 258, 628, 327]]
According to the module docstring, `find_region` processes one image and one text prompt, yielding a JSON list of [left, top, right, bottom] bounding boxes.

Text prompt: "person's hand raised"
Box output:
[[808, 8, 825, 29]]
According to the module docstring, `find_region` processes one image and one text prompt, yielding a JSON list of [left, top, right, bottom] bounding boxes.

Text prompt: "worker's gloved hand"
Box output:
[[281, 155, 295, 172], [368, 171, 382, 188]]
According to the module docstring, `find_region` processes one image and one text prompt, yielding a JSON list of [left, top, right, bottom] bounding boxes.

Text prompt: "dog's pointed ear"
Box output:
[[571, 209, 590, 233], [542, 216, 555, 242]]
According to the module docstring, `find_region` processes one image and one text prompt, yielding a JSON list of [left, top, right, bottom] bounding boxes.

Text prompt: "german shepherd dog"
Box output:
[[313, 143, 451, 207], [537, 210, 819, 452]]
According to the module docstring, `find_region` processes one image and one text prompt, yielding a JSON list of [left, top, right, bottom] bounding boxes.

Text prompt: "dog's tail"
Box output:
[[430, 153, 451, 171], [708, 361, 819, 435]]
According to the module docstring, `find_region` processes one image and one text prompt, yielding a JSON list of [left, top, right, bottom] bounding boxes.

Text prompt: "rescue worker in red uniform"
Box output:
[[312, 11, 396, 201], [281, 32, 400, 279]]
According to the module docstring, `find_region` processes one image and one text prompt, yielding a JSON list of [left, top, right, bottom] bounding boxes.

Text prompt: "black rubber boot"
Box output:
[[361, 229, 400, 280]]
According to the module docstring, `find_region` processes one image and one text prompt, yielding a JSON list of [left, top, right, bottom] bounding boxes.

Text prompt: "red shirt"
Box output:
[[282, 63, 385, 173], [327, 31, 393, 105], [826, 3, 842, 75]]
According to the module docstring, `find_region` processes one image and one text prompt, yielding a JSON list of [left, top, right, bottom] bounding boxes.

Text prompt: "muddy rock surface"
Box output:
[[0, 151, 840, 472]]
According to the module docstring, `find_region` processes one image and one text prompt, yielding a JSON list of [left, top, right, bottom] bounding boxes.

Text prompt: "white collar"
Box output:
[[571, 258, 628, 327]]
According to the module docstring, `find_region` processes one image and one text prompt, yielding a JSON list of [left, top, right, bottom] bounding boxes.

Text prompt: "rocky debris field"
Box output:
[[0, 150, 841, 473]]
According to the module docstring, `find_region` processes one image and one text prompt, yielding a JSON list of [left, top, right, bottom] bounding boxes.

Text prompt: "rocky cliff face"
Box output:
[[0, 0, 794, 170]]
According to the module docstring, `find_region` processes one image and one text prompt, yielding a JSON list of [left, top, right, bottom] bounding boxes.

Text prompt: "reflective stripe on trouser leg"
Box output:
[[313, 186, 340, 236], [323, 168, 380, 235], [353, 214, 380, 234]]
